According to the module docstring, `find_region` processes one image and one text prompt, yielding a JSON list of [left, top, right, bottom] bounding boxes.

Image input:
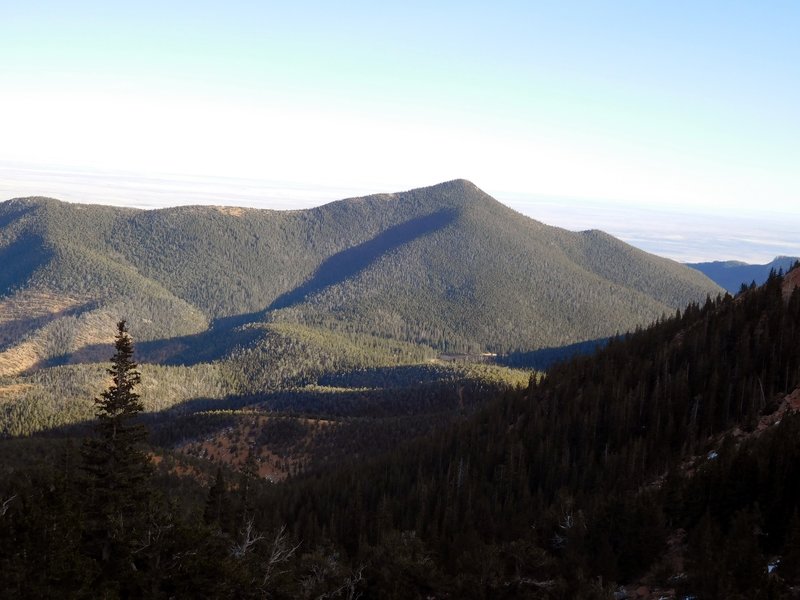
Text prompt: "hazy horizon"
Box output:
[[2, 160, 797, 265]]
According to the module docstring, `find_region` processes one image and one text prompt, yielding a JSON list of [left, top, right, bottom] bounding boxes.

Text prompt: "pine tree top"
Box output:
[[95, 320, 144, 420]]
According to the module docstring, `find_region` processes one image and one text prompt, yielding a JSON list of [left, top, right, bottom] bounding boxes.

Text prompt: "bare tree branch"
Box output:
[[340, 563, 365, 600], [1, 494, 16, 517], [230, 517, 264, 559], [261, 525, 301, 586]]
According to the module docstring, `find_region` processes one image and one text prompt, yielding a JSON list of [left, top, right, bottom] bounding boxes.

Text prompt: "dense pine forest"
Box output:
[[0, 181, 720, 378], [1, 266, 799, 597]]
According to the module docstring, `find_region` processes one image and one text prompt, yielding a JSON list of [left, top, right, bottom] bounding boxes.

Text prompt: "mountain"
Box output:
[[0, 180, 721, 378], [687, 255, 799, 294], [259, 267, 800, 597], [0, 259, 793, 598]]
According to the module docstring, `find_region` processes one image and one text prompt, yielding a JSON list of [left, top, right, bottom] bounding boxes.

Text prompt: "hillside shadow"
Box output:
[[138, 323, 265, 365], [23, 209, 457, 371], [0, 203, 34, 230], [0, 235, 52, 297], [57, 323, 265, 369], [0, 300, 96, 351], [19, 392, 270, 442], [267, 208, 457, 310], [29, 314, 267, 372], [497, 338, 610, 371]]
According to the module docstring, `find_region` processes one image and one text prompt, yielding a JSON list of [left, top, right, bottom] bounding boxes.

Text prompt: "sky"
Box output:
[[1, 1, 798, 262]]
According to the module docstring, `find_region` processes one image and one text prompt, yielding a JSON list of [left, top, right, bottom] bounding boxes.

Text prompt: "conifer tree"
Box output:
[[81, 320, 152, 587], [204, 467, 227, 529]]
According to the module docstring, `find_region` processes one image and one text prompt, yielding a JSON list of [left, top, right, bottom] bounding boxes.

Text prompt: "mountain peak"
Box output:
[[429, 178, 480, 192], [330, 179, 493, 215], [421, 179, 488, 199]]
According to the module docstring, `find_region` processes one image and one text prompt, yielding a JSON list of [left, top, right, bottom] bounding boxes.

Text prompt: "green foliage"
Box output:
[[221, 322, 433, 393], [80, 321, 154, 581], [0, 362, 233, 437], [2, 195, 797, 596], [256, 270, 800, 593], [1, 180, 721, 362], [1, 317, 529, 438]]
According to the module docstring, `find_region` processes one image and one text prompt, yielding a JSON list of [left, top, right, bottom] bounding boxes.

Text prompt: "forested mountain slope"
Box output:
[[1, 180, 721, 371], [0, 260, 793, 598], [255, 268, 800, 597]]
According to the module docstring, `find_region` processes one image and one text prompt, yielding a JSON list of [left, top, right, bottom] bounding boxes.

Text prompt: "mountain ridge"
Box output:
[[0, 181, 722, 375], [687, 255, 800, 293]]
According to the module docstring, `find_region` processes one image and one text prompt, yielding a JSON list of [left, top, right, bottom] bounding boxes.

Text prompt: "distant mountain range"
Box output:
[[687, 256, 800, 294], [0, 180, 722, 375]]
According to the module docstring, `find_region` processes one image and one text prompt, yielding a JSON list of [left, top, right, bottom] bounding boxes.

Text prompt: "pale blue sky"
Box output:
[[1, 1, 798, 260]]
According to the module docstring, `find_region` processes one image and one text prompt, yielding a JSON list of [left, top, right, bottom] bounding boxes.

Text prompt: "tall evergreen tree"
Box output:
[[204, 467, 228, 529], [81, 320, 153, 592]]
